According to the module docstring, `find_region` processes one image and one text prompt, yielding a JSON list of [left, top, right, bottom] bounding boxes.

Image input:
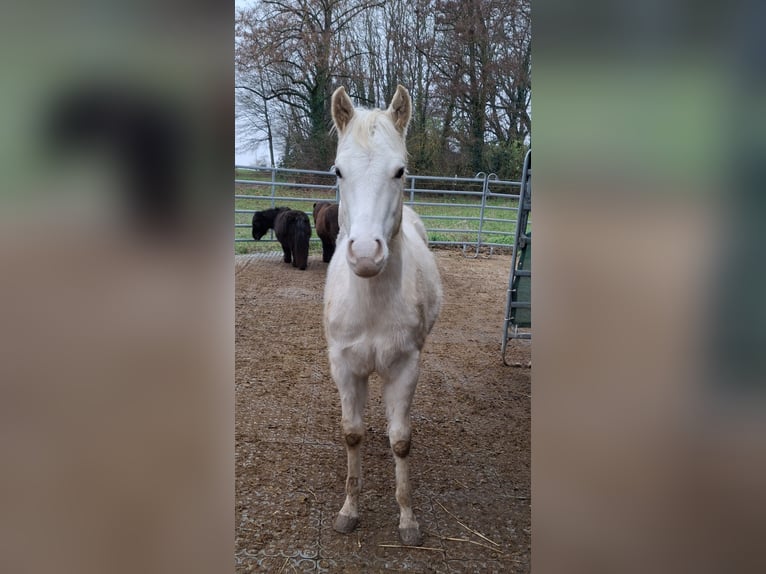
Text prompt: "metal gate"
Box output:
[[502, 149, 531, 364]]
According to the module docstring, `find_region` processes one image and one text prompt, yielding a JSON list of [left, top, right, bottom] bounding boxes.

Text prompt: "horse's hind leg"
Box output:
[[279, 238, 292, 264], [322, 240, 332, 263], [382, 352, 423, 546], [331, 362, 368, 535], [289, 237, 299, 268], [293, 237, 308, 270]]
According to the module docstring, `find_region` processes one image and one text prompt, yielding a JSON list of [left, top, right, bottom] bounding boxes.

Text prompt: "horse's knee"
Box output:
[[344, 432, 363, 447], [392, 439, 411, 458]]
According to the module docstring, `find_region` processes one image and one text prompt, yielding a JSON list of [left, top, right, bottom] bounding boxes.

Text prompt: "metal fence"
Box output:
[[235, 165, 525, 255]]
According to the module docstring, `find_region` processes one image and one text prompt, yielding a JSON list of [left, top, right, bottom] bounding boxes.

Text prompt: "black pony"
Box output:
[[312, 202, 340, 263], [252, 207, 312, 270]]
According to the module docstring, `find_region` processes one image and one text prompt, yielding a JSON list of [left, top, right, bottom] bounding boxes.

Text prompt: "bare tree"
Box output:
[[431, 0, 531, 174], [236, 0, 383, 170], [235, 0, 530, 178], [487, 0, 531, 145], [235, 74, 278, 166]]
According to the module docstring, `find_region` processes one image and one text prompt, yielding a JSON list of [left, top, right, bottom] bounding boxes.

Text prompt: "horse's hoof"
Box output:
[[399, 526, 423, 546], [333, 513, 359, 534]]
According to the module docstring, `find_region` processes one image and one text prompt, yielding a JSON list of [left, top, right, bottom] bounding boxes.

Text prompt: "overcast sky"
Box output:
[[235, 0, 260, 166]]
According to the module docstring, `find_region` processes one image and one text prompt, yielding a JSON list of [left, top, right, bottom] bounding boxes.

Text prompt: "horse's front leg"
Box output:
[[382, 351, 423, 546], [331, 358, 368, 535]]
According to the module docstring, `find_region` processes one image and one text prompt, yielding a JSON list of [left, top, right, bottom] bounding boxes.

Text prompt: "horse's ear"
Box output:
[[388, 84, 412, 135], [331, 86, 354, 134]]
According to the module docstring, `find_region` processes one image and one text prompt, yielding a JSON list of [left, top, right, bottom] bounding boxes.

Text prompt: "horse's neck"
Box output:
[[269, 208, 285, 228]]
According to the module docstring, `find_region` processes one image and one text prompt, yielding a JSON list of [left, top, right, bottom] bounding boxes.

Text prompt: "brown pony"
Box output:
[[312, 201, 340, 263]]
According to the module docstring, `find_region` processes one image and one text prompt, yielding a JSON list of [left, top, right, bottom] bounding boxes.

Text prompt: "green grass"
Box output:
[[235, 170, 527, 255], [408, 195, 523, 246]]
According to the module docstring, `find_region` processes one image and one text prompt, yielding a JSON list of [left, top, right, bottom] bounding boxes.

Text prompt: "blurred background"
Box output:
[[533, 0, 766, 572], [0, 0, 764, 572], [0, 2, 233, 574]]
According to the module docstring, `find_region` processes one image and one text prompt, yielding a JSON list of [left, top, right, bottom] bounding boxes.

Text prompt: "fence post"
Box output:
[[268, 166, 276, 240], [331, 165, 340, 202], [471, 172, 491, 257], [270, 166, 276, 209]]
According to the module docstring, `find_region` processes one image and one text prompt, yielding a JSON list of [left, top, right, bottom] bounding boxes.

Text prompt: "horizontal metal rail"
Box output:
[[234, 180, 336, 190], [235, 165, 525, 253]]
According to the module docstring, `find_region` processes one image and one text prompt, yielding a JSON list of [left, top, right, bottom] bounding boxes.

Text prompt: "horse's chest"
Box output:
[[326, 292, 426, 361], [345, 297, 418, 336]]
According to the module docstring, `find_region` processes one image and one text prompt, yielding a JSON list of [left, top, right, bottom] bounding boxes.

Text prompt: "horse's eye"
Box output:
[[335, 168, 343, 178], [394, 167, 405, 179]]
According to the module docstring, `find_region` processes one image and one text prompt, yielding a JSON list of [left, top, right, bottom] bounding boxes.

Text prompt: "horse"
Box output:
[[251, 207, 312, 270], [324, 85, 442, 546], [312, 201, 340, 262]]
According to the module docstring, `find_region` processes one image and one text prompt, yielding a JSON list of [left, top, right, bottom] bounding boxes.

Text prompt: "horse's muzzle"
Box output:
[[347, 236, 387, 277]]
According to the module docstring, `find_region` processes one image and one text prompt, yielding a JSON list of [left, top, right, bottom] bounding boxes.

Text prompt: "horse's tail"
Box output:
[[293, 212, 311, 270]]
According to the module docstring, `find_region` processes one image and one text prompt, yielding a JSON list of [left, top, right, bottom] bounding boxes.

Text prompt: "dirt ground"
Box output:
[[235, 248, 531, 573]]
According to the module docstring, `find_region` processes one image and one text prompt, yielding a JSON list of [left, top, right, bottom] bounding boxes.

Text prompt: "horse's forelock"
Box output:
[[343, 109, 404, 153]]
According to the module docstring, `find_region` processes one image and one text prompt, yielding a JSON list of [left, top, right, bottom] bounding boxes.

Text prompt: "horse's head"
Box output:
[[251, 207, 283, 241], [331, 85, 411, 278], [251, 211, 270, 240]]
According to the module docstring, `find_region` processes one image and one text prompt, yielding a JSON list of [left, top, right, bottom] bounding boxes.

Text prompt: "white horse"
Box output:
[[324, 85, 442, 546]]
